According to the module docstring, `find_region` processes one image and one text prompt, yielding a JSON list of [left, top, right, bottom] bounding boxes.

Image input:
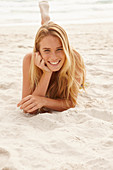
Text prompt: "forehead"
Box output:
[[39, 35, 62, 48]]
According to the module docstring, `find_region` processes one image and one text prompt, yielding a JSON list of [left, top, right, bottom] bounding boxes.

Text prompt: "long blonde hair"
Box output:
[[30, 22, 85, 106]]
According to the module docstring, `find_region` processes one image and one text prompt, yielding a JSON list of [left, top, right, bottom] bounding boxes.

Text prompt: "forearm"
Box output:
[[43, 97, 75, 112], [32, 72, 52, 96]]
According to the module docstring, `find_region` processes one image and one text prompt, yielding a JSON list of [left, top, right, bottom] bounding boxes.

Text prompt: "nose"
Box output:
[[51, 52, 58, 61]]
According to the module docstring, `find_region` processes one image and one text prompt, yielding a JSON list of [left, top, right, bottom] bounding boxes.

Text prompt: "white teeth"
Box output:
[[49, 61, 59, 65]]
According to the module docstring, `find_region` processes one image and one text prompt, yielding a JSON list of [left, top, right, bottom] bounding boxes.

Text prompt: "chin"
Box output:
[[50, 68, 61, 72], [49, 64, 63, 72]]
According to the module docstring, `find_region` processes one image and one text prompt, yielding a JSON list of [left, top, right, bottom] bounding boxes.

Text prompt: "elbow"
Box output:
[[70, 103, 76, 109], [66, 100, 76, 110], [69, 99, 77, 108]]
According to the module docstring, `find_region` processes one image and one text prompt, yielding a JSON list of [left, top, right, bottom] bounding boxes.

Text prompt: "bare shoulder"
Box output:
[[22, 53, 33, 75], [73, 49, 85, 76], [22, 53, 32, 98], [23, 53, 32, 65], [73, 49, 82, 61]]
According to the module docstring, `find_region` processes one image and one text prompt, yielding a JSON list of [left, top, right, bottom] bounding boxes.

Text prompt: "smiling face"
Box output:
[[39, 35, 65, 72]]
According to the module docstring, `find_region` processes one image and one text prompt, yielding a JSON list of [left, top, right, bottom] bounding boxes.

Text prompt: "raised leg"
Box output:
[[39, 0, 50, 25]]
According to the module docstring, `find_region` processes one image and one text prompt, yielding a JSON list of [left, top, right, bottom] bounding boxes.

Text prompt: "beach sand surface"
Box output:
[[0, 23, 113, 170]]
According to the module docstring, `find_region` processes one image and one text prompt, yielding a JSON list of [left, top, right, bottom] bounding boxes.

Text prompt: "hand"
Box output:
[[17, 95, 45, 113], [34, 52, 51, 73]]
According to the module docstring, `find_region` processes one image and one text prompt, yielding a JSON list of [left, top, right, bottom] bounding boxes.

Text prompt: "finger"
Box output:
[[40, 59, 45, 67], [34, 53, 38, 65], [17, 95, 31, 107], [34, 53, 51, 72], [40, 60, 50, 72], [35, 52, 42, 66], [27, 105, 39, 113], [17, 102, 21, 107], [18, 96, 30, 106], [23, 103, 36, 112], [34, 52, 38, 65], [34, 52, 39, 57], [17, 100, 23, 107], [20, 98, 33, 109]]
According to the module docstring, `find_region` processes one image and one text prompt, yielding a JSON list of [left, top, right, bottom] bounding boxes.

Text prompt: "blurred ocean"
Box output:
[[0, 0, 113, 26]]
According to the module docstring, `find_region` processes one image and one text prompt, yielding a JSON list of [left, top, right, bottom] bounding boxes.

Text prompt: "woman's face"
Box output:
[[39, 35, 65, 72]]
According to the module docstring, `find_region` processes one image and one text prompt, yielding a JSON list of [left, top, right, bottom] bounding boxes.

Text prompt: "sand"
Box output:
[[0, 22, 113, 170]]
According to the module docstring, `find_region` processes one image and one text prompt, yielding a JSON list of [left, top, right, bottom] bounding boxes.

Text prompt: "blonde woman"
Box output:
[[17, 1, 86, 113]]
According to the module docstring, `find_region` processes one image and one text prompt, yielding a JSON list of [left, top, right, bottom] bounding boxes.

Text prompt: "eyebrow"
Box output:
[[42, 46, 63, 50], [57, 46, 63, 49], [43, 48, 50, 50]]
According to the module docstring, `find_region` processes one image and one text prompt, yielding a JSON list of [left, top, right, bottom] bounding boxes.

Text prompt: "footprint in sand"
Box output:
[[0, 148, 10, 168]]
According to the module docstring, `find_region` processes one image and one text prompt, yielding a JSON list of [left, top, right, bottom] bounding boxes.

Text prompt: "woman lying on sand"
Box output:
[[17, 0, 86, 113]]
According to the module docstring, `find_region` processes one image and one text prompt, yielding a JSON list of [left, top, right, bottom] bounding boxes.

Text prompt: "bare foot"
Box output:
[[39, 0, 50, 25]]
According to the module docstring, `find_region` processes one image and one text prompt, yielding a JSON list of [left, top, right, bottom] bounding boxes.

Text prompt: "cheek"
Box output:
[[62, 54, 66, 61], [40, 53, 49, 61]]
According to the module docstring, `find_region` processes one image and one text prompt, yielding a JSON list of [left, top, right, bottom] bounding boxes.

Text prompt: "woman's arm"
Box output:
[[32, 71, 52, 96], [17, 95, 74, 113], [18, 53, 75, 113], [33, 52, 53, 96], [22, 53, 52, 98], [22, 53, 32, 98], [18, 53, 52, 113], [43, 97, 74, 112]]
